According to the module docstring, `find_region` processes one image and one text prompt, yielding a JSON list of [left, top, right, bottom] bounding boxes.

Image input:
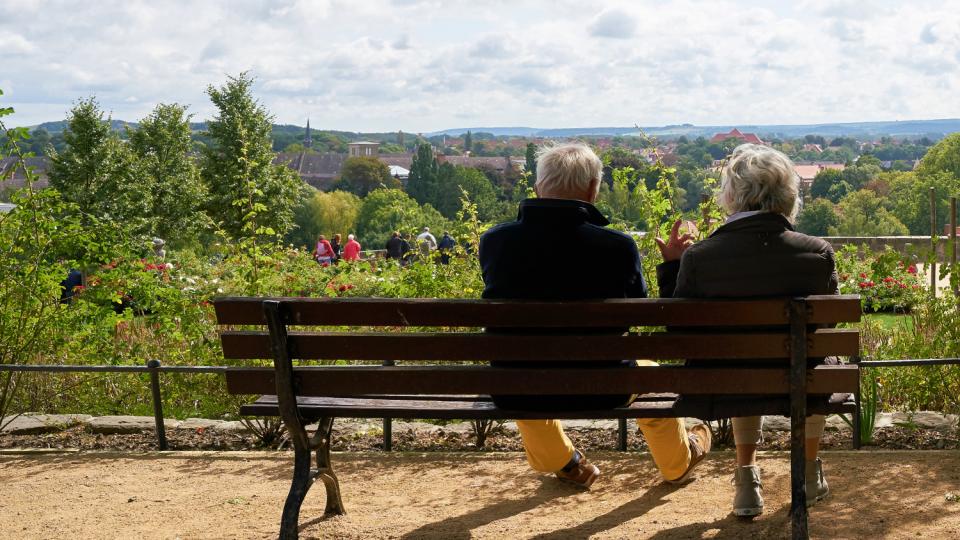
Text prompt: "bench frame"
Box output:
[[216, 296, 862, 540]]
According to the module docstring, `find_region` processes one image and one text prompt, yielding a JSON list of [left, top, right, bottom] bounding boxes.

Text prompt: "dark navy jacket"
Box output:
[[479, 198, 647, 410]]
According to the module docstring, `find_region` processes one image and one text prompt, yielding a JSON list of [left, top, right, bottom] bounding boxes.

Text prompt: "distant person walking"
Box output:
[[342, 234, 362, 261], [437, 231, 456, 264], [313, 235, 335, 265], [330, 233, 343, 262], [399, 232, 413, 266], [417, 227, 437, 257], [385, 231, 404, 260]]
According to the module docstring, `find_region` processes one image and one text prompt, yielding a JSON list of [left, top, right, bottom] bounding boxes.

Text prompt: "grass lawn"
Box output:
[[863, 312, 914, 331]]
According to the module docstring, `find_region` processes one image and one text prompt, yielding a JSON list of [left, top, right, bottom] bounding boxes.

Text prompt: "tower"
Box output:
[[304, 119, 313, 149]]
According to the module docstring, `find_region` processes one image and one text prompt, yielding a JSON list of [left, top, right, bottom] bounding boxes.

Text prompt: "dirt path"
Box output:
[[1, 450, 958, 539]]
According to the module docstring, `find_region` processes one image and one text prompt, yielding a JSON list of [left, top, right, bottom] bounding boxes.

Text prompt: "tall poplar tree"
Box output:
[[200, 73, 301, 239], [406, 143, 440, 207], [129, 103, 207, 245], [47, 98, 150, 231]]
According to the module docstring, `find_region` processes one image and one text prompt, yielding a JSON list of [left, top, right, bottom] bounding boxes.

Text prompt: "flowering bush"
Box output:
[[836, 245, 926, 312]]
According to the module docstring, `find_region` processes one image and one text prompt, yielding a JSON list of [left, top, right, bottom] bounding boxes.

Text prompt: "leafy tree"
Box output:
[[796, 199, 838, 236], [200, 73, 301, 240], [355, 188, 449, 248], [829, 190, 909, 236], [128, 103, 207, 245], [435, 165, 501, 221], [463, 130, 472, 153], [337, 156, 396, 196], [841, 163, 882, 191], [47, 97, 151, 231], [524, 143, 537, 181], [406, 143, 440, 207], [919, 132, 960, 180], [885, 170, 959, 235], [287, 188, 361, 249], [27, 127, 51, 156], [810, 168, 843, 200]]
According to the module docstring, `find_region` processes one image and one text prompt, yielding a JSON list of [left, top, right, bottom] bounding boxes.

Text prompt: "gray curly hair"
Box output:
[[718, 144, 800, 221]]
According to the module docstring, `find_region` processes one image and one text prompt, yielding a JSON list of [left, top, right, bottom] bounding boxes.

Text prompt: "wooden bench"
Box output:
[[214, 295, 861, 540]]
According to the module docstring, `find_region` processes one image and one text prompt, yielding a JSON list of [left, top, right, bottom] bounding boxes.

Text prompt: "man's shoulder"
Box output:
[[582, 224, 639, 250]]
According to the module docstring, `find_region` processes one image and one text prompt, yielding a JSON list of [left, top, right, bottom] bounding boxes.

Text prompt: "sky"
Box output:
[[2, 0, 960, 132]]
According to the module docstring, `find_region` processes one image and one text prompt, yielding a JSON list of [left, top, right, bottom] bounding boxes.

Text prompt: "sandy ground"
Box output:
[[1, 450, 959, 540]]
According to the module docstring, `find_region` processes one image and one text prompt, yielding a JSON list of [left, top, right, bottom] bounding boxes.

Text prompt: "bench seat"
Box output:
[[239, 392, 855, 420]]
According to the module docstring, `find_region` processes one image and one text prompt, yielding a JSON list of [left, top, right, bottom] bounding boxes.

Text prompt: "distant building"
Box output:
[[0, 156, 50, 189], [303, 119, 313, 149], [378, 153, 414, 170], [0, 202, 15, 213], [389, 165, 410, 180], [794, 162, 846, 190], [802, 143, 823, 153], [439, 155, 516, 173], [273, 152, 347, 190], [348, 141, 379, 157], [709, 128, 763, 145]]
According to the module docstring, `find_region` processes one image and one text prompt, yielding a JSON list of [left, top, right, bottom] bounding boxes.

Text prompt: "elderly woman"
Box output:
[[656, 144, 838, 517]]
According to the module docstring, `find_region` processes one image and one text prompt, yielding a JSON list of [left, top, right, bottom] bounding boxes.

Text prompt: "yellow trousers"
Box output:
[[515, 361, 692, 481]]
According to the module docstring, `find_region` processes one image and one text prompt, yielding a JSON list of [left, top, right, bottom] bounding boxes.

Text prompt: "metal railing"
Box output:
[[0, 362, 226, 450]]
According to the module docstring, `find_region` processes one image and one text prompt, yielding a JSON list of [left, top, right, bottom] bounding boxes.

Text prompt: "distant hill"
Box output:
[[430, 119, 960, 139], [25, 118, 960, 140]]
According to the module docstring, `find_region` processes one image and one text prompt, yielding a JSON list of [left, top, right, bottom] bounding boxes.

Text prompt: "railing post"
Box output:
[[146, 359, 168, 451], [617, 418, 628, 451], [788, 299, 809, 540]]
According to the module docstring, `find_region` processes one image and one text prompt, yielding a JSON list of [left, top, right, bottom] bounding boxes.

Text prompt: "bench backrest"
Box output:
[[214, 296, 861, 398]]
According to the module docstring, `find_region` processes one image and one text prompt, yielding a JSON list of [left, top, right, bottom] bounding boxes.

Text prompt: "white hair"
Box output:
[[718, 144, 800, 221], [535, 142, 602, 198], [348, 234, 355, 240]]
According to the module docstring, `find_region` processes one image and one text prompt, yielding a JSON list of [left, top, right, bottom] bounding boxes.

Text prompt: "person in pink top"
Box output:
[[313, 235, 335, 265], [342, 234, 362, 261]]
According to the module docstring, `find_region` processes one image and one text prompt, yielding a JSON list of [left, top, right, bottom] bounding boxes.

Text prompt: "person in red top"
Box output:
[[313, 235, 335, 265], [342, 234, 362, 261]]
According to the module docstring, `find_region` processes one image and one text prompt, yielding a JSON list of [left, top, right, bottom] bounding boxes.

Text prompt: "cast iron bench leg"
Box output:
[[313, 417, 344, 515], [280, 439, 313, 540]]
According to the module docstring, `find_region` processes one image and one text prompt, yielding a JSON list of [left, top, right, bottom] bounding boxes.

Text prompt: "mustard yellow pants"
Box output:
[[514, 361, 692, 481]]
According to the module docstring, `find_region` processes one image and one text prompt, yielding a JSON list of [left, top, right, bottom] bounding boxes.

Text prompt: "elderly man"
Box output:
[[479, 143, 711, 488]]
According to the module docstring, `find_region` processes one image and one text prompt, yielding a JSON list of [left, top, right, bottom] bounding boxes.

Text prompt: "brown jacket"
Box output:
[[657, 212, 839, 299]]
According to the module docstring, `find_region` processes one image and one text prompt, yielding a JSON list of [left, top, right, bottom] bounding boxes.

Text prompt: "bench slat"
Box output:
[[225, 364, 858, 396], [237, 393, 856, 420], [213, 296, 862, 327], [220, 328, 859, 361]]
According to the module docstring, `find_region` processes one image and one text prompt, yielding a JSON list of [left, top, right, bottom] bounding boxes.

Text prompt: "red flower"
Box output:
[[338, 285, 348, 292], [858, 282, 869, 288], [899, 283, 908, 289], [859, 272, 867, 279], [346, 284, 355, 290], [883, 277, 894, 283], [322, 262, 330, 268], [73, 285, 85, 293], [907, 265, 917, 274]]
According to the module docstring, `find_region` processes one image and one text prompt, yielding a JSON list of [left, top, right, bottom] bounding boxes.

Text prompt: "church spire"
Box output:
[[304, 118, 313, 149]]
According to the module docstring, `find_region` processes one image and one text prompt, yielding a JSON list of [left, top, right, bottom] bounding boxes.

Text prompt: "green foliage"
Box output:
[[337, 156, 398, 196], [200, 72, 301, 240], [354, 188, 450, 249], [524, 143, 537, 180], [835, 245, 924, 311], [796, 198, 838, 236], [286, 189, 361, 249], [435, 164, 501, 221], [406, 143, 440, 207], [810, 168, 843, 201], [918, 132, 960, 180], [829, 190, 909, 236], [840, 369, 879, 444], [885, 171, 959, 235], [47, 98, 151, 231], [128, 103, 208, 245]]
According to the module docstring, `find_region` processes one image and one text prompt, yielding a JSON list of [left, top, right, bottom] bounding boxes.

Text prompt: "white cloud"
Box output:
[[588, 8, 637, 39], [0, 0, 959, 130]]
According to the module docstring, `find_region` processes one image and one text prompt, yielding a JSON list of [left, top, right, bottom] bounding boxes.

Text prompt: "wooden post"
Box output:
[[789, 299, 809, 540], [951, 197, 957, 297], [930, 187, 937, 297]]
